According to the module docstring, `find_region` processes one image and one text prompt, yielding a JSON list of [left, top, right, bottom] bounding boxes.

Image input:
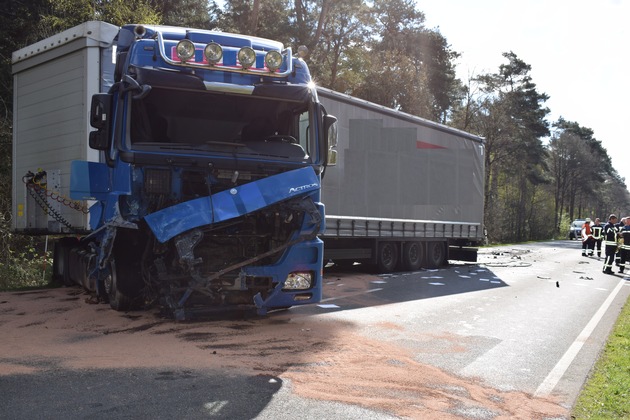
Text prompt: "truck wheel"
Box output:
[[104, 259, 141, 311], [377, 242, 399, 273], [425, 241, 446, 269], [403, 241, 423, 271], [52, 238, 79, 286]]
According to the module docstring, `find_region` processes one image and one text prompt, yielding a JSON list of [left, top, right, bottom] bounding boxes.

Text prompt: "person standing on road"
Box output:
[[615, 217, 626, 268], [618, 217, 630, 274], [581, 218, 594, 257], [603, 214, 618, 274], [591, 218, 604, 258]]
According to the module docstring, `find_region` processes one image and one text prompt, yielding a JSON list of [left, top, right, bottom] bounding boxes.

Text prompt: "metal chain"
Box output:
[[23, 171, 89, 214], [22, 171, 89, 231], [25, 183, 75, 230]]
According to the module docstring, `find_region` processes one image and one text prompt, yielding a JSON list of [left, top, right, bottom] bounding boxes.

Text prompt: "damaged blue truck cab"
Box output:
[[57, 24, 337, 318]]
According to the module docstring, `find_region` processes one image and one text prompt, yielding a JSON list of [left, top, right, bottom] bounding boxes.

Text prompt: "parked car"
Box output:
[[569, 219, 586, 240]]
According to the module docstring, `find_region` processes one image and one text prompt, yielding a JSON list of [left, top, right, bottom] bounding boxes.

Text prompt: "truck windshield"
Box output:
[[128, 87, 312, 161]]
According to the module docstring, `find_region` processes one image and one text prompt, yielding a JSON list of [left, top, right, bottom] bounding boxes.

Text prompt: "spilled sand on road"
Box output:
[[0, 286, 567, 419]]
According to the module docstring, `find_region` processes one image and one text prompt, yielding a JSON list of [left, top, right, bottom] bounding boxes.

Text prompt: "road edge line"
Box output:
[[534, 278, 626, 397]]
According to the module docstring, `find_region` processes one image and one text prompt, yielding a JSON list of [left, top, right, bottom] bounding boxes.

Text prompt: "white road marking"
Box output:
[[317, 304, 340, 309], [204, 401, 228, 415], [534, 278, 626, 397]]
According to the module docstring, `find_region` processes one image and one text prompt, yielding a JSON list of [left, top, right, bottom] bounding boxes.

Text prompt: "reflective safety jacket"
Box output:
[[621, 225, 630, 250], [592, 224, 603, 240], [604, 222, 618, 247]]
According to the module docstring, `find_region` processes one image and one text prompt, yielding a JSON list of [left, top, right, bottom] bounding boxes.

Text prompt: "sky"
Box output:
[[419, 0, 630, 186]]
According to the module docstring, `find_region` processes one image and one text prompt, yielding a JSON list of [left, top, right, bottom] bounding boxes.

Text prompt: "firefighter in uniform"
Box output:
[[616, 217, 626, 267], [581, 218, 594, 257], [618, 217, 630, 274], [603, 214, 618, 274], [591, 218, 604, 258]]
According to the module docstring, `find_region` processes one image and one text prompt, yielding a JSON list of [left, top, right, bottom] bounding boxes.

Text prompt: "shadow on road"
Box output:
[[309, 241, 588, 313], [0, 365, 282, 419], [311, 260, 507, 313]]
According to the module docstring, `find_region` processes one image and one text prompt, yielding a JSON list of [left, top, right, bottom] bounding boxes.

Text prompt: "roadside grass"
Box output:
[[0, 224, 53, 291], [0, 249, 52, 291], [572, 292, 630, 419], [0, 261, 53, 291]]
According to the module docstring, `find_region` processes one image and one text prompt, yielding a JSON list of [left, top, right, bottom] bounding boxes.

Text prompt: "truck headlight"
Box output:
[[283, 272, 313, 290], [176, 40, 195, 62], [238, 47, 256, 69], [265, 51, 282, 72], [204, 42, 223, 64]]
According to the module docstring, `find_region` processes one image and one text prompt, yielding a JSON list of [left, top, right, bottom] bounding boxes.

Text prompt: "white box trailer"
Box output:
[[318, 88, 485, 271], [11, 21, 118, 234]]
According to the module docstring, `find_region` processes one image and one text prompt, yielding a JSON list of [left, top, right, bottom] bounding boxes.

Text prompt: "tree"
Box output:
[[306, 0, 371, 92], [38, 0, 160, 34], [151, 0, 211, 28], [214, 0, 293, 43], [548, 118, 628, 228], [353, 0, 461, 121], [548, 130, 583, 232], [472, 52, 550, 242]]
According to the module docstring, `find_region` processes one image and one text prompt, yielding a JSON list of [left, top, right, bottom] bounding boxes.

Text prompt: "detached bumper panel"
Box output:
[[145, 166, 319, 243]]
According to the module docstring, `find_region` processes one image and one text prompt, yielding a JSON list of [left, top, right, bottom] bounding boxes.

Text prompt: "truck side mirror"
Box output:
[[89, 94, 112, 150], [324, 114, 338, 166], [90, 94, 111, 129]]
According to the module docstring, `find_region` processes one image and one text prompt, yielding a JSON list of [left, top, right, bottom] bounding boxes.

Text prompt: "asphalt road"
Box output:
[[315, 240, 630, 401], [1, 240, 628, 419]]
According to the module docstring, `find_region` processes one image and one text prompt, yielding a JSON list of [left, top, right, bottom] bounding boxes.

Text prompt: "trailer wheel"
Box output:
[[425, 241, 446, 269], [52, 238, 79, 286], [104, 259, 141, 311], [377, 242, 399, 273], [403, 241, 423, 271]]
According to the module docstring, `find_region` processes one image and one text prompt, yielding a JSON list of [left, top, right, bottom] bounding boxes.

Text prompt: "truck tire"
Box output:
[[105, 259, 141, 311], [377, 242, 399, 273], [52, 238, 79, 286], [402, 241, 423, 271], [425, 241, 446, 269]]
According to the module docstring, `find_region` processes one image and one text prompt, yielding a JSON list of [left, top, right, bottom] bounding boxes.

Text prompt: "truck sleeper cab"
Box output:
[[45, 23, 337, 319]]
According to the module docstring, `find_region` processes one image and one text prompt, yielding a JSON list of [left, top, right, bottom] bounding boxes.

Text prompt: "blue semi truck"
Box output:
[[12, 22, 338, 319]]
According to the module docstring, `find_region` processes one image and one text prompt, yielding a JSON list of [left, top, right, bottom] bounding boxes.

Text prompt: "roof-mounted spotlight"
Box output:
[[238, 47, 256, 69], [176, 39, 195, 62], [204, 42, 223, 64], [265, 51, 283, 72]]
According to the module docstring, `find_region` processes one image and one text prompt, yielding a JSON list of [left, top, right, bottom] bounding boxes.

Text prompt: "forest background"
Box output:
[[1, 0, 629, 287]]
